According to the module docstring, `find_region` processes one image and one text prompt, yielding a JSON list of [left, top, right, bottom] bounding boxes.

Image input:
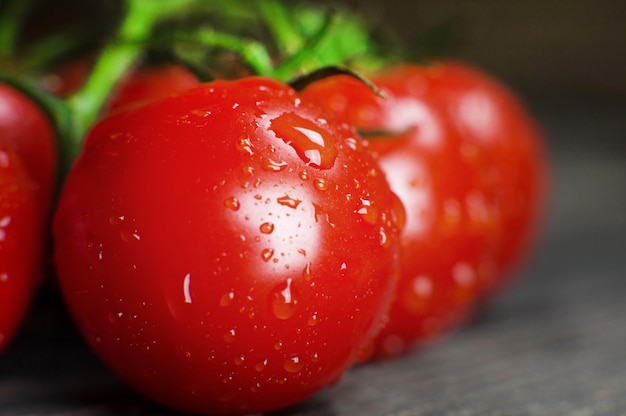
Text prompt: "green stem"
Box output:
[[254, 0, 302, 55], [170, 28, 274, 76], [272, 11, 336, 81], [64, 0, 197, 161]]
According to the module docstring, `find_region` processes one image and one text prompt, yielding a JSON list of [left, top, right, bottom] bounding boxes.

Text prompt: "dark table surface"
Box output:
[[1, 95, 625, 415]]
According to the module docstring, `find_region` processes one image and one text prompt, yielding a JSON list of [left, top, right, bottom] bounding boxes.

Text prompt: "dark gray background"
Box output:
[[1, 1, 625, 414]]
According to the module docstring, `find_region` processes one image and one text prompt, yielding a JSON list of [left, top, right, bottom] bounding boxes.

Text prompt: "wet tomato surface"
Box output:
[[302, 61, 547, 358], [53, 77, 402, 415]]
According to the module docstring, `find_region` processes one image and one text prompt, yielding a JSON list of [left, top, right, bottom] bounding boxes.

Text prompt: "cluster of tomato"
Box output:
[[0, 1, 547, 415]]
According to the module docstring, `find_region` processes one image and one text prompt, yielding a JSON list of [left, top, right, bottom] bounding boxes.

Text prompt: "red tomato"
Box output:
[[0, 83, 58, 208], [0, 142, 43, 353], [302, 61, 546, 359], [53, 77, 402, 414], [105, 63, 199, 113], [409, 62, 548, 285], [0, 85, 56, 354], [45, 58, 199, 115]]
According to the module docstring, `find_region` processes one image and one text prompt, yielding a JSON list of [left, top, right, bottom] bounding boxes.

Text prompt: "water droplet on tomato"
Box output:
[[356, 198, 378, 224], [220, 291, 234, 306], [255, 359, 268, 372], [313, 178, 328, 191], [270, 278, 298, 320], [299, 171, 309, 180], [224, 197, 241, 211], [260, 222, 275, 234], [283, 355, 304, 373], [223, 329, 236, 343], [344, 137, 359, 150], [263, 158, 288, 172], [270, 112, 337, 169], [307, 313, 318, 326], [234, 355, 245, 366], [277, 195, 301, 209], [261, 248, 274, 262], [302, 262, 312, 281], [236, 137, 254, 155], [274, 341, 283, 351], [379, 226, 391, 247]]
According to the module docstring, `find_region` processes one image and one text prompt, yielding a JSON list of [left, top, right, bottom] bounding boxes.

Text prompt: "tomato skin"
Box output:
[[105, 63, 200, 113], [0, 85, 56, 354], [0, 143, 43, 352], [408, 62, 548, 285], [53, 77, 401, 415], [302, 61, 546, 358], [0, 83, 58, 208]]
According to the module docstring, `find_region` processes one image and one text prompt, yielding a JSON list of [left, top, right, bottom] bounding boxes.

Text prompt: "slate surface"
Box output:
[[1, 96, 625, 415]]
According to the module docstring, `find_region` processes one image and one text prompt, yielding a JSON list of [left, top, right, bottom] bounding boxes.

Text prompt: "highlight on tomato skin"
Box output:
[[301, 60, 548, 359], [52, 77, 403, 415]]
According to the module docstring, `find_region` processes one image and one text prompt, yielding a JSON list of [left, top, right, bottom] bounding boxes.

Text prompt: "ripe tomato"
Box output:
[[409, 62, 548, 286], [105, 63, 199, 113], [44, 58, 199, 114], [53, 77, 402, 414], [0, 83, 58, 208], [302, 61, 546, 359], [0, 84, 57, 354], [0, 142, 44, 353]]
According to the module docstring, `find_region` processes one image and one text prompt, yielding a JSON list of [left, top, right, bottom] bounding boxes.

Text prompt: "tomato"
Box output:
[[0, 83, 58, 208], [0, 142, 44, 353], [0, 84, 57, 354], [53, 77, 402, 414], [45, 57, 200, 112], [409, 62, 548, 285], [302, 61, 546, 359], [105, 63, 200, 113]]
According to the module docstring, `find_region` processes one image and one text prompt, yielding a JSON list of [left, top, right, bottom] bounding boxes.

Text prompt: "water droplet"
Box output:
[[255, 359, 268, 372], [345, 137, 360, 150], [356, 198, 378, 224], [220, 291, 234, 306], [242, 165, 254, 176], [223, 328, 236, 343], [274, 341, 283, 351], [299, 171, 309, 180], [260, 222, 275, 234], [302, 262, 312, 281], [379, 226, 391, 247], [234, 355, 245, 366], [254, 194, 262, 200], [283, 355, 304, 373], [224, 197, 241, 211], [313, 178, 328, 191], [236, 137, 254, 155], [263, 158, 288, 172], [277, 195, 301, 209], [261, 248, 274, 262], [307, 313, 318, 326], [271, 278, 298, 320], [270, 112, 337, 169]]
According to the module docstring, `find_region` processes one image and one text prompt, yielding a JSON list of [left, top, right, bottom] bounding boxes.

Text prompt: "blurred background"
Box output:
[[332, 0, 626, 98]]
